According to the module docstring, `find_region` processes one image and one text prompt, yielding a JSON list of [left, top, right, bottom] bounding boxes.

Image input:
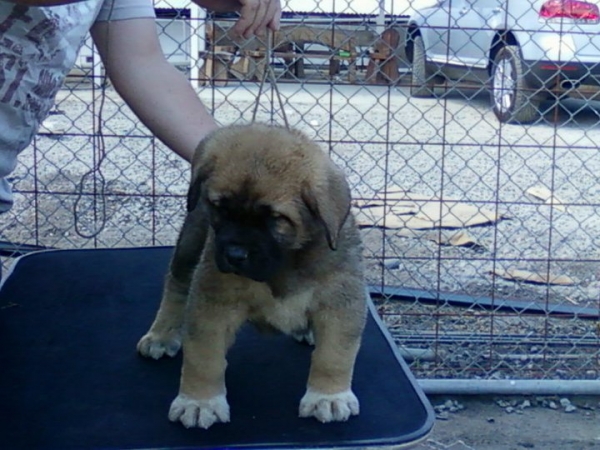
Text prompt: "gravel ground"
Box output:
[[413, 395, 600, 450], [1, 76, 599, 380]]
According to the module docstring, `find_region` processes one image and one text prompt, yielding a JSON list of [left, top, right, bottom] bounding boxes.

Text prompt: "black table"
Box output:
[[0, 247, 434, 450]]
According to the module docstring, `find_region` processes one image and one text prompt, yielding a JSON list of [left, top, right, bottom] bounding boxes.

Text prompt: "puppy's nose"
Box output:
[[225, 245, 249, 266]]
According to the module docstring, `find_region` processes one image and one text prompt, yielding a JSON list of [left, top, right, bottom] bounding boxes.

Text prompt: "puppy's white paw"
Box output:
[[136, 332, 181, 359], [168, 393, 230, 429], [299, 388, 359, 423]]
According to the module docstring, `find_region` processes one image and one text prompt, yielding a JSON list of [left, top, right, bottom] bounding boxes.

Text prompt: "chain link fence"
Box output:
[[1, 0, 599, 383]]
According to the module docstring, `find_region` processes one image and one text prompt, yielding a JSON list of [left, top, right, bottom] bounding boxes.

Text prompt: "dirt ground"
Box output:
[[413, 395, 600, 450]]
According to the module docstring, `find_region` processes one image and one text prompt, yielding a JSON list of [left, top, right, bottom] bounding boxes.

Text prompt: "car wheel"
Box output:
[[491, 45, 541, 123], [411, 34, 434, 98]]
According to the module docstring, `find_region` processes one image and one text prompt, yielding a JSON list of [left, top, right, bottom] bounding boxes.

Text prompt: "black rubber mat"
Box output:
[[0, 247, 433, 450]]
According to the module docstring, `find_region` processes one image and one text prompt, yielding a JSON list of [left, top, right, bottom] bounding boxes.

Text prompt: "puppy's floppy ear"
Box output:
[[186, 139, 214, 212], [302, 162, 351, 250]]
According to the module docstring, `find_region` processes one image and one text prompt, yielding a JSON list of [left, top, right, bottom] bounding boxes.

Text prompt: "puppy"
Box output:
[[137, 123, 367, 429]]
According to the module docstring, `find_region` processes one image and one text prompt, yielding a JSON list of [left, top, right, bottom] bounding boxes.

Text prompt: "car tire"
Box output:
[[411, 35, 434, 98], [491, 45, 541, 123]]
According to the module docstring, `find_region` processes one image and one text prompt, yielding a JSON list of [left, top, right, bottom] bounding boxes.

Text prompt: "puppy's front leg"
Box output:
[[299, 297, 366, 423], [137, 210, 208, 359], [169, 302, 246, 429]]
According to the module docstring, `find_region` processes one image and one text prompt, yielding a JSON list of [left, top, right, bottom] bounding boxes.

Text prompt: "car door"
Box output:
[[416, 0, 454, 66], [448, 0, 503, 73]]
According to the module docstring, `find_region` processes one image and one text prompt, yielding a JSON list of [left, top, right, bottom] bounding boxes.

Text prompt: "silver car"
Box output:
[[406, 0, 600, 123]]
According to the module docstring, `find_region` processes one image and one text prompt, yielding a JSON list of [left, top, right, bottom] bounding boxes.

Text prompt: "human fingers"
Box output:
[[245, 0, 268, 37], [231, 0, 265, 39], [263, 0, 281, 33]]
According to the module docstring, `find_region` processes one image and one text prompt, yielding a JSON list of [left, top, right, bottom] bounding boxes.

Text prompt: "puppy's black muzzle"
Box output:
[[223, 244, 249, 268], [215, 242, 275, 282], [214, 221, 284, 283]]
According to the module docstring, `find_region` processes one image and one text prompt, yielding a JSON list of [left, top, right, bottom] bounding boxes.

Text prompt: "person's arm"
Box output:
[[91, 18, 218, 162], [193, 0, 281, 38]]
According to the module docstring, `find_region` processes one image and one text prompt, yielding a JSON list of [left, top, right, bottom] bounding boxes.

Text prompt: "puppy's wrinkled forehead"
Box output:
[[208, 179, 270, 212], [201, 125, 320, 206]]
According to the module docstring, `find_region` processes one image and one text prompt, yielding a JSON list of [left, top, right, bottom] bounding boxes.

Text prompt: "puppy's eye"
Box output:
[[271, 211, 288, 222], [270, 212, 293, 234], [207, 197, 221, 209]]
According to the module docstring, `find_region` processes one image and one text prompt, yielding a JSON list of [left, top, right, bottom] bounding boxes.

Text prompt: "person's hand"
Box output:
[[231, 0, 282, 39], [194, 0, 282, 39]]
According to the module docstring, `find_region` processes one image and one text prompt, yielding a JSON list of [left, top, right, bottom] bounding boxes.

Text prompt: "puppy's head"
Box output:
[[187, 123, 351, 283]]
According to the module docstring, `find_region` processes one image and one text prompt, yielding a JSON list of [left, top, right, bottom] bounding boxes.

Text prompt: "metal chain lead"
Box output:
[[251, 29, 289, 129]]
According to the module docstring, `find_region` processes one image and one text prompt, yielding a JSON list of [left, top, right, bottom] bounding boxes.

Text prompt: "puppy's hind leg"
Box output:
[[136, 273, 188, 359], [137, 209, 208, 359]]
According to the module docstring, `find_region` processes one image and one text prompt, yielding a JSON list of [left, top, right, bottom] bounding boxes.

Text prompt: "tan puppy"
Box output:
[[137, 123, 367, 429]]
